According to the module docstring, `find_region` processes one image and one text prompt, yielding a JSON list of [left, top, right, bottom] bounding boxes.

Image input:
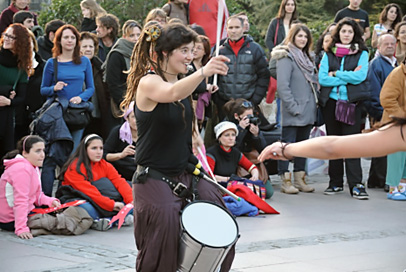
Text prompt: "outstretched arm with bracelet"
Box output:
[[258, 124, 406, 162]]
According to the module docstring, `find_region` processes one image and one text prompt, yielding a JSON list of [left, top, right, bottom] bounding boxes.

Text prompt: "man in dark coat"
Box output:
[[215, 15, 270, 121]]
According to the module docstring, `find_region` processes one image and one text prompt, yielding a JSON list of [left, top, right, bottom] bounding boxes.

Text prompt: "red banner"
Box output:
[[189, 0, 229, 47]]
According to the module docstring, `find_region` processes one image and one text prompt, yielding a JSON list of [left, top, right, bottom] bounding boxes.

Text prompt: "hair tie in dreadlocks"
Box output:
[[145, 25, 161, 42]]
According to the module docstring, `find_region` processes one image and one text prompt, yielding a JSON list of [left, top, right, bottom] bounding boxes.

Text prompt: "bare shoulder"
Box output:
[[137, 74, 163, 111], [138, 73, 163, 90]]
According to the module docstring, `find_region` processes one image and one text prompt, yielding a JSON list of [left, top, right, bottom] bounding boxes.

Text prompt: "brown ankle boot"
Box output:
[[280, 172, 299, 194], [293, 171, 315, 192]]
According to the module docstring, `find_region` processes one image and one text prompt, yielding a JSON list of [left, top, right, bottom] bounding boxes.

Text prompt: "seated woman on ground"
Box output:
[[0, 135, 60, 239], [223, 98, 273, 198], [57, 134, 133, 231], [206, 121, 262, 188], [103, 101, 137, 181]]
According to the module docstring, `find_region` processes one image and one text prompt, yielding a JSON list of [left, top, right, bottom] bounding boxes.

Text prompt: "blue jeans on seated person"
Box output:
[[79, 202, 133, 220]]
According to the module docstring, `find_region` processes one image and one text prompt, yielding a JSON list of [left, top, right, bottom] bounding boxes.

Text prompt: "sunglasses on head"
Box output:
[[241, 101, 253, 108]]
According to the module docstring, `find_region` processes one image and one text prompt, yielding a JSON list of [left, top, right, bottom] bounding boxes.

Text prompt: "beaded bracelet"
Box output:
[[280, 141, 294, 160]]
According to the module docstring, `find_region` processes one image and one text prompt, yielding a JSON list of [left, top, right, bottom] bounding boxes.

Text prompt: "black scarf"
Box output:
[[0, 48, 18, 68]]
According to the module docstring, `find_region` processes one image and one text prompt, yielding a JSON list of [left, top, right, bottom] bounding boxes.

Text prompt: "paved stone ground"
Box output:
[[2, 159, 406, 272]]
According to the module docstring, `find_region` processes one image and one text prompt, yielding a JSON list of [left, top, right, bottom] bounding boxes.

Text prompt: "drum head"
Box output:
[[181, 201, 238, 247]]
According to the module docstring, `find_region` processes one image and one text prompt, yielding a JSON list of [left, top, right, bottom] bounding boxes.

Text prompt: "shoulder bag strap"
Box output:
[[52, 57, 58, 83], [12, 70, 22, 91], [274, 19, 280, 45]]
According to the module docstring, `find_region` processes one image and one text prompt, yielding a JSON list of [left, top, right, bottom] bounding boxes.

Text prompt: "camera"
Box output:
[[246, 114, 260, 126]]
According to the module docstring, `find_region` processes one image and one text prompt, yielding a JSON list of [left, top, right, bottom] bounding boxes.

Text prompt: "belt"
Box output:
[[134, 165, 193, 199]]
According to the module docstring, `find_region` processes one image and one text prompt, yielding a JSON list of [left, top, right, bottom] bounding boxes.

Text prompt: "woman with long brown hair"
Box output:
[[121, 22, 232, 271], [271, 23, 318, 194], [40, 24, 95, 197], [371, 3, 402, 49], [80, 0, 106, 32], [0, 23, 32, 160]]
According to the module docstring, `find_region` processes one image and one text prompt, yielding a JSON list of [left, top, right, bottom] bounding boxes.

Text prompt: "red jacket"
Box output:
[[62, 159, 133, 211]]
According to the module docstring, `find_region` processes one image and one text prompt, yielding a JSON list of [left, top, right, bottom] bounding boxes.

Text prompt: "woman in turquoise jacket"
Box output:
[[318, 17, 369, 199]]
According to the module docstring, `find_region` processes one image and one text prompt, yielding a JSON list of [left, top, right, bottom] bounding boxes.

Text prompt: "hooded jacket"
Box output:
[[271, 44, 317, 126], [0, 155, 57, 236], [37, 35, 54, 61]]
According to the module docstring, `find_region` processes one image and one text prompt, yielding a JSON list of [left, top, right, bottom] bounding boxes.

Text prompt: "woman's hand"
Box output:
[[121, 145, 136, 158], [249, 124, 259, 137], [239, 116, 250, 130], [328, 71, 336, 77], [54, 81, 67, 92], [113, 202, 124, 211], [0, 95, 11, 107], [250, 168, 259, 181], [207, 84, 218, 94], [202, 55, 230, 77], [9, 91, 16, 99], [51, 200, 61, 208], [258, 142, 288, 162], [18, 232, 33, 239], [69, 96, 82, 104]]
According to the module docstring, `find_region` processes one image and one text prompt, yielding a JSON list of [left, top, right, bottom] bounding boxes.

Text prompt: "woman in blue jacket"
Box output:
[[40, 24, 94, 196], [318, 18, 369, 199]]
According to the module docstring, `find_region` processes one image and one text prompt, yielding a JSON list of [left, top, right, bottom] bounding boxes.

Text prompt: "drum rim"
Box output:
[[180, 200, 239, 248]]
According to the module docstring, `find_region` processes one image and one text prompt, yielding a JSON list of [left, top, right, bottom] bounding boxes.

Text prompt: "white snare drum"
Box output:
[[178, 201, 239, 272]]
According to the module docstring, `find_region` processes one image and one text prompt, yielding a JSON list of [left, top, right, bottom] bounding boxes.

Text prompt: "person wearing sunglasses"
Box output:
[[223, 98, 274, 198]]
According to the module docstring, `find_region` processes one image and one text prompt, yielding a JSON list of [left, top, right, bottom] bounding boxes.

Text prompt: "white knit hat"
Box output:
[[214, 121, 238, 139]]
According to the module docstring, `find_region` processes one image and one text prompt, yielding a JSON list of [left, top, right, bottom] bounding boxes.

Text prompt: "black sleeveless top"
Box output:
[[135, 98, 193, 176]]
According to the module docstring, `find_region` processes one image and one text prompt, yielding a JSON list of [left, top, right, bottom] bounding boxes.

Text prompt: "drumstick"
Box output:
[[212, 0, 224, 86], [197, 146, 241, 201], [197, 146, 217, 182]]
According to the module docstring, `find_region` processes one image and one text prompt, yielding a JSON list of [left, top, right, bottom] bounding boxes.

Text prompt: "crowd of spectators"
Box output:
[[1, 0, 406, 246]]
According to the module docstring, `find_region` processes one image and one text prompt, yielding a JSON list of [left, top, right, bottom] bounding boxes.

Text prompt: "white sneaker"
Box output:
[[123, 214, 134, 226], [91, 218, 111, 231]]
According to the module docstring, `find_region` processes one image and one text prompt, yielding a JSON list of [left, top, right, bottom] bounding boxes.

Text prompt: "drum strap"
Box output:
[[135, 165, 194, 199]]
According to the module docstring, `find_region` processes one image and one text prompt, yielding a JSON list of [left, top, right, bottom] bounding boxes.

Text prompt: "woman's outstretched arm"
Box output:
[[259, 124, 406, 162]]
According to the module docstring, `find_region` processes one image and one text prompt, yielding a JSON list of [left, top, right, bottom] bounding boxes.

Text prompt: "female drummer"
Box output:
[[121, 22, 232, 271]]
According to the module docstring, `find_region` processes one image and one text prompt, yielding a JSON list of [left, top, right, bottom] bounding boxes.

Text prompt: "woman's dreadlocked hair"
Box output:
[[121, 22, 198, 115]]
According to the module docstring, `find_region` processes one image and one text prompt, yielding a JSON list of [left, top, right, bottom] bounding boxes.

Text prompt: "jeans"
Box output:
[[276, 98, 281, 128], [71, 128, 84, 155], [79, 202, 101, 220], [41, 157, 57, 196], [278, 125, 312, 175], [79, 202, 134, 221], [41, 128, 84, 196]]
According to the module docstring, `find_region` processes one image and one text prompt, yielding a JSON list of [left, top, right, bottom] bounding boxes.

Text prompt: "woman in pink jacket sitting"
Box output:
[[0, 135, 60, 239]]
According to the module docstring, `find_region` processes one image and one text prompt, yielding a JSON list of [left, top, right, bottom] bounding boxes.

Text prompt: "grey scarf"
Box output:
[[102, 38, 135, 81], [288, 42, 320, 91]]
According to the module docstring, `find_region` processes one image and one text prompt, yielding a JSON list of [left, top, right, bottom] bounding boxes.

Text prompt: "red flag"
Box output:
[[189, 0, 229, 47]]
